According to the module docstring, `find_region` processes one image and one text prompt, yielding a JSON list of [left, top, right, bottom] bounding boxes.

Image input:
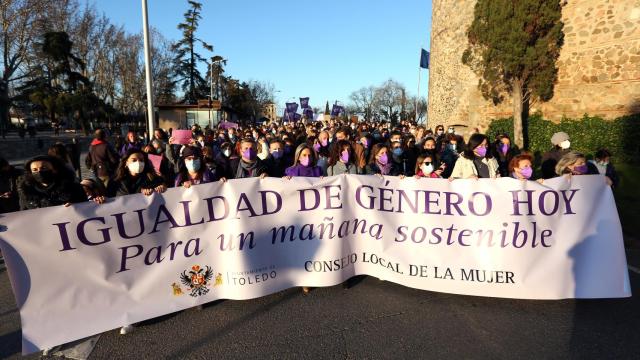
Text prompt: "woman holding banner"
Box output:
[[113, 149, 166, 335], [284, 143, 323, 178], [326, 140, 360, 176], [414, 152, 444, 179], [17, 155, 88, 210], [283, 143, 323, 294], [174, 146, 225, 188], [509, 153, 541, 183], [365, 144, 393, 176], [234, 137, 268, 179], [555, 151, 612, 185], [449, 134, 500, 180], [114, 149, 166, 197]]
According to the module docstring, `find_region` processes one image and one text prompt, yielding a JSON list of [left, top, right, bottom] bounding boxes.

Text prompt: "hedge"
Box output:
[[486, 113, 640, 164]]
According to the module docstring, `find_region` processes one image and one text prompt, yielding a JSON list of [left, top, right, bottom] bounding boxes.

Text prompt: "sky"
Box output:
[[86, 0, 432, 111]]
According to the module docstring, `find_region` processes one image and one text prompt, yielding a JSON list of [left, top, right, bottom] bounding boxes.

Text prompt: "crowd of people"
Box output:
[[0, 119, 619, 214], [0, 118, 619, 342]]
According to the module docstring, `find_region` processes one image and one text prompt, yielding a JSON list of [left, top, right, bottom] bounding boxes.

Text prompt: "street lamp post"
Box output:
[[142, 0, 155, 141]]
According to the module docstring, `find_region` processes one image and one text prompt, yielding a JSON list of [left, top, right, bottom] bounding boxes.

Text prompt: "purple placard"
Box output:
[[172, 130, 193, 145], [147, 154, 163, 173]]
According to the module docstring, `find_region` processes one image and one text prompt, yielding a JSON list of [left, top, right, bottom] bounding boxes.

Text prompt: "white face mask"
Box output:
[[559, 140, 571, 150], [185, 159, 201, 172], [127, 161, 145, 174], [421, 164, 434, 175], [223, 149, 232, 157]]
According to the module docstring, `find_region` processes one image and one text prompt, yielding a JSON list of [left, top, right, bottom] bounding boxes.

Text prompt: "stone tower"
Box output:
[[427, 0, 640, 131]]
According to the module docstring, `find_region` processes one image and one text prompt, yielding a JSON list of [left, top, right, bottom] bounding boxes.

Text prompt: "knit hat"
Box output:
[[181, 146, 202, 158], [551, 132, 570, 146]]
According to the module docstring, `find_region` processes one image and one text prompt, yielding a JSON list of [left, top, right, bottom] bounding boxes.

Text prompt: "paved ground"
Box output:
[[1, 247, 639, 359]]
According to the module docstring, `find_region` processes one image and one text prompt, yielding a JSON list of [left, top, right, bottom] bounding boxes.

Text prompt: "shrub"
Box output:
[[487, 113, 640, 163]]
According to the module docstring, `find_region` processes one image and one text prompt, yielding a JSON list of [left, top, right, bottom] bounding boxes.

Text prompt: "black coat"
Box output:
[[0, 167, 23, 213], [115, 174, 165, 197], [263, 156, 287, 177], [18, 178, 86, 210], [86, 141, 120, 178]]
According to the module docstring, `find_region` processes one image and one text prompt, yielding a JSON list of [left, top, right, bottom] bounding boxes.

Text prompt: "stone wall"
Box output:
[[428, 0, 640, 132]]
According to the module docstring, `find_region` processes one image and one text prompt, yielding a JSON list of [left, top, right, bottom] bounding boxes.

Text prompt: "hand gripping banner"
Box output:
[[0, 175, 631, 354]]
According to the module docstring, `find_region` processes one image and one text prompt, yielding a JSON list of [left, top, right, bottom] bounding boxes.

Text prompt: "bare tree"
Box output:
[[0, 0, 48, 137], [374, 79, 405, 125], [349, 86, 377, 121]]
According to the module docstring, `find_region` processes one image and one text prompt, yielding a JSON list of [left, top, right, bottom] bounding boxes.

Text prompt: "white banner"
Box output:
[[0, 175, 631, 354]]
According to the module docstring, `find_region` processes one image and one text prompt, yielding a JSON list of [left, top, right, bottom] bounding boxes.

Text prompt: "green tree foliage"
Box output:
[[20, 31, 110, 134], [487, 114, 640, 164], [325, 101, 330, 115], [462, 0, 564, 148], [172, 0, 213, 104]]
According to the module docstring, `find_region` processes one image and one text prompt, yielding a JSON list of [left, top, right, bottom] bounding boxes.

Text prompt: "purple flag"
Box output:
[[293, 113, 302, 122], [286, 102, 299, 114], [420, 49, 430, 69], [300, 97, 310, 109], [303, 107, 314, 119], [331, 104, 343, 117]]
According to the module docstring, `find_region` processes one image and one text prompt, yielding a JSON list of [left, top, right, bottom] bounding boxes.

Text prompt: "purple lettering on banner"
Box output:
[[444, 192, 465, 216], [398, 190, 418, 213], [117, 245, 143, 273], [424, 191, 441, 214], [560, 189, 579, 215], [539, 190, 560, 216], [446, 224, 458, 245], [150, 205, 182, 234], [324, 185, 343, 209], [356, 185, 374, 209], [204, 196, 229, 221], [458, 229, 472, 246], [180, 201, 205, 226], [54, 222, 76, 251], [541, 229, 553, 247], [259, 191, 283, 215], [512, 222, 528, 248], [77, 217, 112, 246], [379, 187, 394, 212], [510, 190, 535, 216], [113, 209, 146, 239], [469, 192, 492, 216], [299, 188, 321, 211], [144, 246, 164, 265], [236, 193, 258, 218]]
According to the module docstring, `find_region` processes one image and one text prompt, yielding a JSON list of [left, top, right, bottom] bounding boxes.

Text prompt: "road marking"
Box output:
[[629, 265, 640, 275]]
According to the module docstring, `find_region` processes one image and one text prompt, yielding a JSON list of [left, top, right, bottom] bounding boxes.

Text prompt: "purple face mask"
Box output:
[[320, 139, 328, 147], [573, 164, 588, 175], [340, 151, 349, 163], [300, 157, 310, 166], [242, 148, 257, 161], [520, 166, 533, 179], [378, 153, 389, 165], [313, 143, 321, 152], [501, 143, 509, 154], [475, 146, 488, 157]]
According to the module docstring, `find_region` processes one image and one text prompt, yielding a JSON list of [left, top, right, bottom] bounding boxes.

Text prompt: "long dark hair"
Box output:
[[115, 148, 157, 182], [462, 133, 492, 160], [23, 155, 75, 186], [47, 143, 72, 165], [368, 143, 388, 165], [328, 140, 354, 166]]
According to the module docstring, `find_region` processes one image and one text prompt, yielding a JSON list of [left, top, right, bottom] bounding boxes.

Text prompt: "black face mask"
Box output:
[[33, 169, 55, 184]]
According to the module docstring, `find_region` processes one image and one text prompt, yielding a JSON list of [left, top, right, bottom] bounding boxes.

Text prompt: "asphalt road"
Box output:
[[1, 248, 639, 360]]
